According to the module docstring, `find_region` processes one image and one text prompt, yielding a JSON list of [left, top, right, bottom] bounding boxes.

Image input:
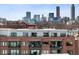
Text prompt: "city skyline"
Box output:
[[0, 4, 79, 20]]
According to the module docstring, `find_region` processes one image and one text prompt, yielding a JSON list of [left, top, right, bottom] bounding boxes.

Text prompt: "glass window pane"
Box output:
[[31, 32, 37, 37], [43, 33, 49, 37], [11, 32, 17, 37], [23, 32, 28, 37], [60, 33, 66, 37]]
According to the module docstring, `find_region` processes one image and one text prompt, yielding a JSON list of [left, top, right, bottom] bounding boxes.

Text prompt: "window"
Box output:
[[57, 50, 61, 53], [51, 49, 61, 54], [42, 42, 49, 46], [4, 42, 8, 46], [10, 49, 20, 55], [31, 32, 37, 37], [60, 33, 66, 37], [66, 41, 72, 46], [0, 35, 7, 37], [50, 41, 62, 48], [54, 33, 57, 37], [29, 41, 41, 47], [8, 42, 21, 47], [67, 50, 72, 54], [43, 33, 49, 37], [43, 42, 49, 44], [1, 50, 8, 55], [51, 33, 54, 37], [21, 42, 29, 46], [57, 41, 62, 47], [0, 42, 8, 46], [21, 42, 26, 46], [51, 50, 57, 54], [21, 50, 28, 55], [30, 50, 41, 55], [23, 32, 28, 37], [50, 41, 56, 48], [0, 42, 4, 46], [10, 42, 16, 47], [11, 32, 17, 37], [42, 50, 49, 54]]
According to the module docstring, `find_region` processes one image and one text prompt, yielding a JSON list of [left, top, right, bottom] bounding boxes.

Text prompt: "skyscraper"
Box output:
[[71, 4, 75, 20], [48, 13, 54, 22], [26, 12, 31, 19], [33, 14, 40, 23], [23, 12, 31, 23], [49, 13, 54, 18], [56, 6, 60, 17], [41, 14, 47, 22]]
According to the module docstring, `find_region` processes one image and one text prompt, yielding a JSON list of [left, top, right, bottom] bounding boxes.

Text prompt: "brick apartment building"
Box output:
[[0, 21, 79, 55]]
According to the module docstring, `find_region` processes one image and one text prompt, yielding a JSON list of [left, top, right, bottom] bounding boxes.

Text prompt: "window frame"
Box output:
[[11, 32, 17, 37]]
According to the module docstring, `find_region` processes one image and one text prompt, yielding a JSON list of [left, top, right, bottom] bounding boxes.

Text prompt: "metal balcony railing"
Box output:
[[50, 46, 62, 49]]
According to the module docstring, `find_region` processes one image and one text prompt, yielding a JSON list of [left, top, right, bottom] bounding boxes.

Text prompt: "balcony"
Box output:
[[8, 42, 21, 48], [0, 34, 74, 38], [29, 41, 42, 49], [50, 49, 62, 54], [30, 49, 41, 55], [8, 50, 20, 55], [50, 46, 62, 49], [0, 35, 7, 37], [50, 41, 62, 49], [8, 44, 21, 48]]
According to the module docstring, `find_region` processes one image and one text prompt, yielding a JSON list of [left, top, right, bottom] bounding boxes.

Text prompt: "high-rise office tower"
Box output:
[[33, 14, 40, 23], [71, 4, 75, 20], [23, 12, 31, 23], [26, 12, 31, 19], [49, 13, 54, 18], [41, 14, 47, 22], [76, 16, 79, 21], [48, 13, 54, 22], [56, 6, 60, 17]]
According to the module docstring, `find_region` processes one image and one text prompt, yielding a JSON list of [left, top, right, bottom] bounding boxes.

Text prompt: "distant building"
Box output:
[[76, 16, 79, 21], [26, 12, 31, 19], [56, 6, 60, 18], [23, 12, 31, 24], [41, 14, 47, 22], [0, 17, 7, 23], [62, 17, 70, 23], [22, 17, 27, 22], [48, 13, 54, 22], [71, 4, 75, 20], [49, 13, 54, 18], [52, 17, 61, 23], [33, 14, 40, 23]]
